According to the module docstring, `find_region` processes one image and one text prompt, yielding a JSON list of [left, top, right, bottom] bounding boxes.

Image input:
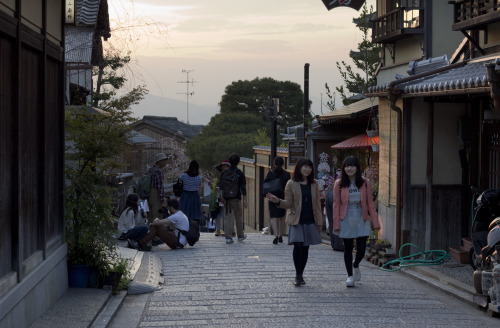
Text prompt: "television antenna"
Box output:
[[177, 70, 197, 124]]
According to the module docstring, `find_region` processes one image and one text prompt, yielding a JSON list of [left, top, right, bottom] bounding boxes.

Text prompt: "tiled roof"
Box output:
[[127, 130, 157, 144], [76, 0, 100, 26], [317, 97, 378, 122], [368, 56, 500, 96], [140, 116, 203, 140]]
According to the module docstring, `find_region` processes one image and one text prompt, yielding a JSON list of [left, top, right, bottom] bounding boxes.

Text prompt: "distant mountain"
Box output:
[[130, 94, 219, 125]]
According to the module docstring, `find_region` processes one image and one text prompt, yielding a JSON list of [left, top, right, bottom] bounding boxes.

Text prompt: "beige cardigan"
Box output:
[[277, 179, 323, 226]]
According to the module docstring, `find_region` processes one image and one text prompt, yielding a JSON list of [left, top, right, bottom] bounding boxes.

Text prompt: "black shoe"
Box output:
[[273, 236, 279, 244], [118, 233, 128, 241], [151, 239, 163, 246], [299, 276, 306, 285], [128, 239, 142, 251], [294, 276, 301, 286], [278, 236, 283, 243]]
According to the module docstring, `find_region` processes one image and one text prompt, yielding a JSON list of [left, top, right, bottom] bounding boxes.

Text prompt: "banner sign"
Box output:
[[321, 0, 365, 11], [288, 141, 306, 166], [65, 0, 75, 24]]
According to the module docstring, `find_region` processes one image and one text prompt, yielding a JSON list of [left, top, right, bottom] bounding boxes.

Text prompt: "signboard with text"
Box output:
[[288, 141, 306, 166]]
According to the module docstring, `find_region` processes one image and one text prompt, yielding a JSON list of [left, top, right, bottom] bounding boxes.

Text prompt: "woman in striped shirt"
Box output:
[[179, 160, 203, 222]]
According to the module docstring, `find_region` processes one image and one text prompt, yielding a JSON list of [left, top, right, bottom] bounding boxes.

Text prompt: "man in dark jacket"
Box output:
[[220, 153, 247, 244]]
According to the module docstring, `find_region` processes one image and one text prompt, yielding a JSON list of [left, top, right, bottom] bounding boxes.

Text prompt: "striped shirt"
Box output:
[[179, 173, 202, 191]]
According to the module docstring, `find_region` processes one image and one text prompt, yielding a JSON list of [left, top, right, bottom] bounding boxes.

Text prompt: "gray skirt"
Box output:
[[288, 223, 322, 246]]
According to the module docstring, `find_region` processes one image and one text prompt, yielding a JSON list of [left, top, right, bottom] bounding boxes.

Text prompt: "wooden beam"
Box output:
[[425, 102, 434, 250]]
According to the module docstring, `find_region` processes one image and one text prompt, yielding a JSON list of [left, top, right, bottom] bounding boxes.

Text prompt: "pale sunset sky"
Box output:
[[108, 0, 376, 125]]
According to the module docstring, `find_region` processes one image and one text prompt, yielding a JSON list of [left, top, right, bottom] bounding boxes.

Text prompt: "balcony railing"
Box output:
[[452, 0, 500, 31], [372, 5, 424, 43]]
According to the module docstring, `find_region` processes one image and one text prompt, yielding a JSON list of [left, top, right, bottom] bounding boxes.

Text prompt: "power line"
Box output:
[[177, 70, 197, 124]]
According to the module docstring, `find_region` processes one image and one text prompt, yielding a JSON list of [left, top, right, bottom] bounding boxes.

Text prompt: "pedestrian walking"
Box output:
[[266, 157, 323, 286], [210, 160, 231, 236], [220, 153, 247, 244], [333, 156, 380, 287], [263, 156, 291, 244], [178, 160, 203, 222]]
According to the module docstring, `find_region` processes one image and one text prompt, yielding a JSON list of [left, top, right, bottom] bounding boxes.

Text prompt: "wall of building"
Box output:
[[377, 97, 400, 245], [432, 0, 464, 59], [0, 1, 66, 326]]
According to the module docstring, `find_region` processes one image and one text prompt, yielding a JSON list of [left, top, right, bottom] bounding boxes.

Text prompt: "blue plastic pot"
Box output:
[[68, 264, 90, 288]]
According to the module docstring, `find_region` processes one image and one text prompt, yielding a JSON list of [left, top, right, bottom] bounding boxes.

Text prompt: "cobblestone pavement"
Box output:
[[111, 233, 498, 328]]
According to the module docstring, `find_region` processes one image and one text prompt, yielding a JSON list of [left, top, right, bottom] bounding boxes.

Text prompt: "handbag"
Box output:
[[262, 177, 282, 197], [173, 179, 184, 197]]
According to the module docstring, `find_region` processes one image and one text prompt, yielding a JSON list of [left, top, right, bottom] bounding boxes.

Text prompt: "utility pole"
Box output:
[[177, 70, 196, 124]]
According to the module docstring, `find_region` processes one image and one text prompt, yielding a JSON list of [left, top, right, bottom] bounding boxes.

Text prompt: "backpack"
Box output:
[[177, 219, 200, 246], [136, 167, 159, 200], [220, 169, 240, 199]]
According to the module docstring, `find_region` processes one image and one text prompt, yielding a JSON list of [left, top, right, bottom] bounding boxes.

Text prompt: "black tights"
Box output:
[[343, 236, 368, 276], [292, 243, 309, 277]]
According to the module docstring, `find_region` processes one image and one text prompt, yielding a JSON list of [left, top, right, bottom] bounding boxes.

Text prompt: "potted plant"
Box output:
[[105, 256, 130, 295], [374, 238, 392, 251], [368, 229, 378, 248], [65, 103, 139, 287]]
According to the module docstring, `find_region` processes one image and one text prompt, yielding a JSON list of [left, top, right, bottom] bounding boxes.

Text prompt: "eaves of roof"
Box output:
[[316, 97, 378, 123], [127, 130, 157, 144], [368, 56, 500, 98], [133, 116, 203, 140]]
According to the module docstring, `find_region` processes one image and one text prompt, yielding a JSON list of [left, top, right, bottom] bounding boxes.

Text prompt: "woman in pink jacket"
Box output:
[[333, 156, 380, 287]]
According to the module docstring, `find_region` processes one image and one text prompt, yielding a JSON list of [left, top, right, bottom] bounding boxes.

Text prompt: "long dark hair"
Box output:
[[273, 156, 284, 175], [292, 157, 315, 184], [185, 160, 200, 177], [340, 156, 364, 189], [125, 193, 139, 216]]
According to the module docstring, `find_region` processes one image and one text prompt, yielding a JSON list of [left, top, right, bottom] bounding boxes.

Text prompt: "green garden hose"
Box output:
[[380, 243, 450, 272]]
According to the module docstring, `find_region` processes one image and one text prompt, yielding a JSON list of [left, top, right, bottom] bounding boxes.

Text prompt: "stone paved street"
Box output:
[[110, 233, 499, 328]]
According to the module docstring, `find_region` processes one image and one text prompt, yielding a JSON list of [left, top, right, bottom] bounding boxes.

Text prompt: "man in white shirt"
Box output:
[[138, 198, 189, 249]]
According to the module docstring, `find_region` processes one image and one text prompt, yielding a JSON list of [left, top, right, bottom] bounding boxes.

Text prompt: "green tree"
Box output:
[[187, 77, 309, 170], [219, 77, 306, 131], [330, 3, 381, 106], [186, 112, 268, 169], [92, 53, 131, 107]]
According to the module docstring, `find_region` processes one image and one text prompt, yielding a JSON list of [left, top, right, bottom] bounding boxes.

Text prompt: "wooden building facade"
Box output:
[[0, 1, 66, 327]]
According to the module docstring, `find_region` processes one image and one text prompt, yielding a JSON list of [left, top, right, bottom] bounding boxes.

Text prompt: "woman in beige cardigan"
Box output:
[[266, 157, 323, 286]]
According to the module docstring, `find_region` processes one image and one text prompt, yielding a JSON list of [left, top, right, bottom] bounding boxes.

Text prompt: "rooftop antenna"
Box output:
[[177, 70, 197, 124]]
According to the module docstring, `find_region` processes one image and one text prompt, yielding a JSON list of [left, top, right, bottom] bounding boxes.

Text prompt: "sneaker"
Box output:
[[225, 237, 234, 244], [294, 276, 301, 286], [127, 239, 141, 251], [237, 234, 247, 242], [353, 262, 361, 281], [273, 236, 279, 244], [346, 276, 355, 287], [299, 276, 306, 285]]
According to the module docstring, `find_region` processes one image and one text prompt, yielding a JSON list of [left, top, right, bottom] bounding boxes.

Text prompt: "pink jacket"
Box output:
[[332, 178, 380, 231]]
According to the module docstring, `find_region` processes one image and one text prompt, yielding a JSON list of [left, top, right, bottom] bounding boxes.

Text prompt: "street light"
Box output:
[[268, 96, 280, 167]]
